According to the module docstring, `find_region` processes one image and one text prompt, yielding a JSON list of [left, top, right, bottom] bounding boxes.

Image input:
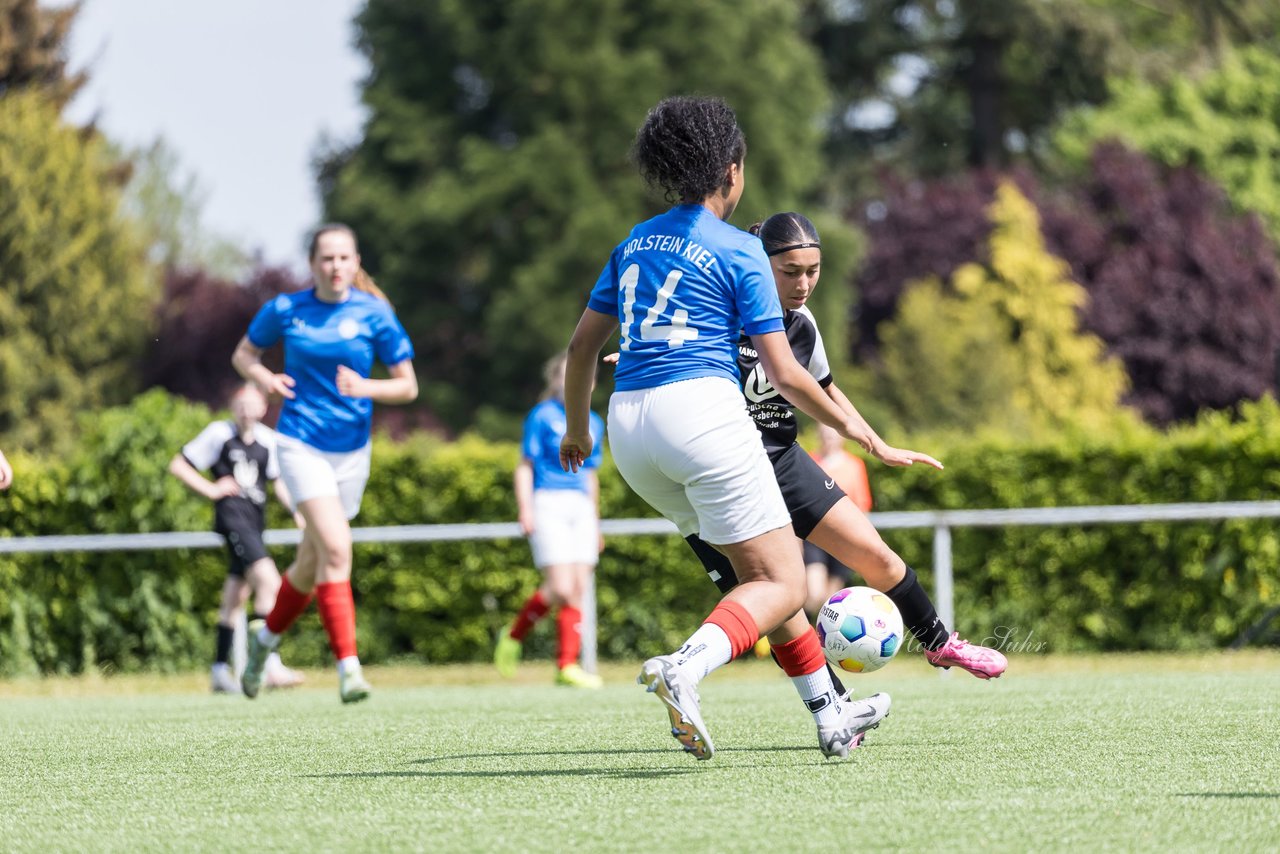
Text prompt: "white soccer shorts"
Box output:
[[275, 434, 372, 521], [607, 376, 791, 545], [528, 488, 600, 568]]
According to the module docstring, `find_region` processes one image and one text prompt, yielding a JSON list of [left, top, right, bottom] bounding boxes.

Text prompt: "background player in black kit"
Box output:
[[170, 384, 304, 693], [686, 212, 1006, 702]]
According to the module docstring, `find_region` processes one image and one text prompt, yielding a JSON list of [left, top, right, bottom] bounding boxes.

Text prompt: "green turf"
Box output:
[[2, 653, 1277, 853]]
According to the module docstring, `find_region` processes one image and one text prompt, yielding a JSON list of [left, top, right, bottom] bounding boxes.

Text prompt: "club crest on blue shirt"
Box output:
[[339, 319, 360, 339]]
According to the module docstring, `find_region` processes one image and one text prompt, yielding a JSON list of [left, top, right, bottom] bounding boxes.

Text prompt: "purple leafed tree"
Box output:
[[853, 170, 1012, 358], [1039, 143, 1280, 425], [142, 266, 305, 409], [853, 145, 1280, 424]]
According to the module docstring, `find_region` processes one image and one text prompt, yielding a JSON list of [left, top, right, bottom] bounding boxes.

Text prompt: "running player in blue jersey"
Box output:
[[494, 352, 607, 688], [684, 212, 1006, 702], [232, 223, 417, 703], [170, 383, 306, 694], [559, 96, 934, 760]]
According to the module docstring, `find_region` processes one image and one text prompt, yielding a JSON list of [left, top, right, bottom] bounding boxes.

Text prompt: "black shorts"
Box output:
[[769, 443, 846, 539], [215, 500, 269, 579], [802, 541, 855, 585], [686, 443, 849, 593]]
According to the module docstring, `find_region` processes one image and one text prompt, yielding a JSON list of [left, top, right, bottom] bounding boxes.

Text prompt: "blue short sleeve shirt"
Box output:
[[247, 289, 414, 452], [588, 204, 784, 391]]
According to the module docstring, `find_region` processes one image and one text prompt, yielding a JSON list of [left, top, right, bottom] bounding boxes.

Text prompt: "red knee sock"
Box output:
[[315, 580, 358, 660], [265, 575, 314, 635], [703, 600, 759, 660], [510, 590, 550, 642], [771, 629, 827, 677], [556, 606, 582, 669]]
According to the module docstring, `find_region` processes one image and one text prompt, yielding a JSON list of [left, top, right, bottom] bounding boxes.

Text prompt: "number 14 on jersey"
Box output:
[[619, 263, 700, 350]]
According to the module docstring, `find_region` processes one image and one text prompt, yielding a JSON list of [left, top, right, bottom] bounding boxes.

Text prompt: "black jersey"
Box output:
[[737, 304, 833, 455], [181, 421, 279, 529]]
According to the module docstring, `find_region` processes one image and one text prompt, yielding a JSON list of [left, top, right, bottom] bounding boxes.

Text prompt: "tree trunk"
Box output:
[[965, 31, 1004, 168]]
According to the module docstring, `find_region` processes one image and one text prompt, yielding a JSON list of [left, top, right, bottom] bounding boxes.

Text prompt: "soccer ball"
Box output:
[[815, 586, 904, 673]]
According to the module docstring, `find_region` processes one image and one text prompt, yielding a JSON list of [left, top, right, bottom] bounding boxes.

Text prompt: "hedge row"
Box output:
[[1, 390, 1278, 675]]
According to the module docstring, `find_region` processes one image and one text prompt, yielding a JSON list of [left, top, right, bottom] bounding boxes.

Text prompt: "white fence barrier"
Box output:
[[4, 501, 1280, 672]]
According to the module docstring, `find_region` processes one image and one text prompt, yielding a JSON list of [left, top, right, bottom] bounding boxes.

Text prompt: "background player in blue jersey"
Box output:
[[684, 212, 1006, 700], [494, 352, 606, 688], [559, 96, 928, 761], [169, 383, 305, 694], [231, 223, 417, 703]]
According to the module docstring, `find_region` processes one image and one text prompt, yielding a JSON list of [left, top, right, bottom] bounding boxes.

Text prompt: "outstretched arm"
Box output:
[[824, 382, 943, 470], [752, 330, 871, 448]]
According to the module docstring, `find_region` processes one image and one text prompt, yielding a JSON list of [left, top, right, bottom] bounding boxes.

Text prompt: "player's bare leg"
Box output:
[[809, 500, 1006, 679], [639, 525, 838, 760]]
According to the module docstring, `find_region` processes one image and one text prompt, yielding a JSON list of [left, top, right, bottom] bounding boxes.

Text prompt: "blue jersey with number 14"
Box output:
[[587, 204, 783, 391]]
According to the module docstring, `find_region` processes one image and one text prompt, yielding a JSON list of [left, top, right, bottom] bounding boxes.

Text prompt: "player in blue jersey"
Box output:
[[170, 383, 306, 694], [559, 96, 930, 760], [231, 223, 417, 703], [683, 212, 1006, 695], [494, 352, 607, 688]]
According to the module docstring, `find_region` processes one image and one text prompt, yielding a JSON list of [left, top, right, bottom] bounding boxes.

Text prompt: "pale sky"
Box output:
[[65, 0, 368, 268]]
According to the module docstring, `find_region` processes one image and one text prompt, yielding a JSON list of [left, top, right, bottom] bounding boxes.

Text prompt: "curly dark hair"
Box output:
[[749, 212, 821, 256], [631, 96, 747, 204]]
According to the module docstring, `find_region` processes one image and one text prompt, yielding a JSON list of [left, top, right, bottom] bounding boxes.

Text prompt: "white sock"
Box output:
[[792, 666, 843, 727], [338, 656, 361, 677], [211, 662, 231, 674], [256, 625, 281, 649], [671, 624, 733, 683]]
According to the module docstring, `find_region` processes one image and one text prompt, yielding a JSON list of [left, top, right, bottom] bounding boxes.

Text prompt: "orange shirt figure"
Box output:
[[810, 424, 872, 512]]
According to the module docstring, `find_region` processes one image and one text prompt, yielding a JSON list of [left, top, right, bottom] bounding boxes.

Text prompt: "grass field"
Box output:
[[2, 651, 1277, 853]]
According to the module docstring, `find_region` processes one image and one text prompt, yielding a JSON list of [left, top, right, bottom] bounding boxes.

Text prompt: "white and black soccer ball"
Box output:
[[815, 586, 904, 673]]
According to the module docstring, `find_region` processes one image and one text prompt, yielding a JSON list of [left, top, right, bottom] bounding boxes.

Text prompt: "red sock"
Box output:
[[510, 590, 550, 642], [315, 580, 358, 660], [265, 575, 314, 635], [771, 629, 827, 677], [556, 606, 582, 669], [704, 600, 759, 660]]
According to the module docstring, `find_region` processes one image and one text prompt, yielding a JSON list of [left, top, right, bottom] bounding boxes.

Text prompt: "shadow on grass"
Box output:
[[409, 742, 819, 763], [1176, 793, 1279, 799], [409, 748, 671, 764], [305, 767, 695, 780], [408, 745, 819, 764]]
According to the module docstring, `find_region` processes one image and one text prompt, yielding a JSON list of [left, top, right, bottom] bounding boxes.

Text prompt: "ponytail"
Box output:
[[353, 267, 390, 303]]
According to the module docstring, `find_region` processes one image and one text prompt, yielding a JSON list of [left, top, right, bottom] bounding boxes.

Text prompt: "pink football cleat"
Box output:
[[924, 633, 1007, 679]]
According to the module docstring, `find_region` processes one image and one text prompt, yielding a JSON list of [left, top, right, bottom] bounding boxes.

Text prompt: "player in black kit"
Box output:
[[169, 384, 304, 693], [685, 212, 1007, 705]]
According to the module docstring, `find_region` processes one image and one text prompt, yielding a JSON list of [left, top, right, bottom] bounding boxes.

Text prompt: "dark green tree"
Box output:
[[320, 0, 834, 429], [1054, 46, 1280, 243], [0, 91, 155, 451], [0, 0, 84, 105], [801, 0, 1122, 184], [801, 0, 1279, 192]]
